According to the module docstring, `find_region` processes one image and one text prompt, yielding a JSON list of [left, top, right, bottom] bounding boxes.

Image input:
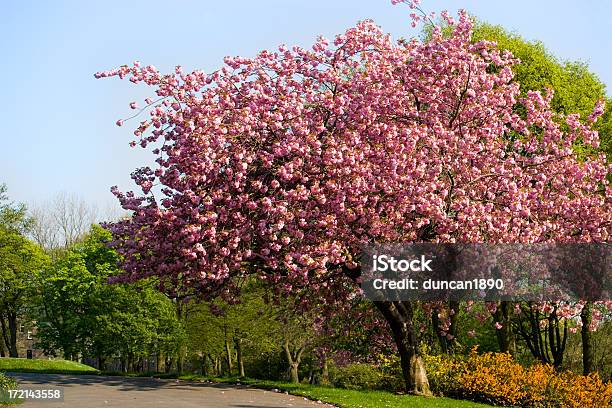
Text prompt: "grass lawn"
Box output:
[[0, 358, 99, 375], [175, 375, 491, 408]]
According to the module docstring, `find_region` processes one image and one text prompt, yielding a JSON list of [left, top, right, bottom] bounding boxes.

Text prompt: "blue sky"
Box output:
[[1, 1, 610, 214]]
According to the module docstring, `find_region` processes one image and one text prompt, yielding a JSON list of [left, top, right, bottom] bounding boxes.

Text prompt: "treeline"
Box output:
[[0, 187, 184, 371]]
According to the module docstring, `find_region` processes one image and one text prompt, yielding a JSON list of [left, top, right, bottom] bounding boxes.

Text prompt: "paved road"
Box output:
[[8, 373, 335, 408]]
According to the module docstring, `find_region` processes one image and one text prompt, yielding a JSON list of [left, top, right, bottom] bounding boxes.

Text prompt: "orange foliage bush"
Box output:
[[424, 347, 612, 407]]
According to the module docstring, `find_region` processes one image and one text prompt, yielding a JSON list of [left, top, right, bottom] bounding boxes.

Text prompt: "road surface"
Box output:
[[7, 373, 335, 408]]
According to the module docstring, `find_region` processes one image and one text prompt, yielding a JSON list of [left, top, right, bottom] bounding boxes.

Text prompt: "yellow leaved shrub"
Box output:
[[424, 348, 612, 407]]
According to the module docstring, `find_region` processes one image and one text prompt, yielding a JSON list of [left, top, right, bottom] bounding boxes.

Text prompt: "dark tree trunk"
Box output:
[[235, 337, 245, 377], [0, 316, 10, 358], [547, 308, 567, 369], [431, 307, 444, 352], [308, 361, 315, 384], [200, 354, 207, 376], [448, 300, 460, 348], [516, 303, 566, 368], [432, 301, 460, 354], [127, 355, 131, 372], [97, 356, 106, 371], [177, 354, 183, 374], [493, 301, 515, 355], [580, 302, 594, 375], [0, 306, 19, 358], [6, 312, 18, 357], [374, 301, 431, 396]]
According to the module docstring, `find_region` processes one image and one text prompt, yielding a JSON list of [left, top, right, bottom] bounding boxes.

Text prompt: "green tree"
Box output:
[[185, 285, 279, 377], [35, 225, 184, 370], [471, 22, 611, 159], [0, 184, 47, 357]]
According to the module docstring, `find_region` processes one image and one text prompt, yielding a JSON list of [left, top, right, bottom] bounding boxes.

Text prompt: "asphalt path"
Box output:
[[7, 373, 335, 408]]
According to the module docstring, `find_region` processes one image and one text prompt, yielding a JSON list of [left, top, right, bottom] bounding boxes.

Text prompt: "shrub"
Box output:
[[0, 372, 16, 391], [424, 348, 612, 407], [330, 363, 383, 390], [0, 372, 18, 404], [423, 353, 466, 397], [376, 354, 404, 392]]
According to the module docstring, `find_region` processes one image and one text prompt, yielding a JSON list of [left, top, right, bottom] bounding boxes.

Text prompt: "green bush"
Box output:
[[330, 363, 383, 390], [0, 372, 18, 405], [0, 373, 16, 391]]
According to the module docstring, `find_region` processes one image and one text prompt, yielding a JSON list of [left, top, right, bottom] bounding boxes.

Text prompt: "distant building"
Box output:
[[15, 320, 48, 359]]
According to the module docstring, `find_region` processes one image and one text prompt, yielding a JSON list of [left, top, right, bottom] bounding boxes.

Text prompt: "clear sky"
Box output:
[[1, 1, 610, 214]]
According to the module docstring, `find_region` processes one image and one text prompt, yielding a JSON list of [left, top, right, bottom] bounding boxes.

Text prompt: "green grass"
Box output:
[[0, 358, 99, 375], [174, 375, 492, 408]]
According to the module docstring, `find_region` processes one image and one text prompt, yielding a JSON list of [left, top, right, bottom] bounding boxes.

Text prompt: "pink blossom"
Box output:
[[98, 7, 610, 345]]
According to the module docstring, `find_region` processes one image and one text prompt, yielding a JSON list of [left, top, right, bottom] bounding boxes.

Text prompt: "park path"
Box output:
[[9, 373, 335, 408]]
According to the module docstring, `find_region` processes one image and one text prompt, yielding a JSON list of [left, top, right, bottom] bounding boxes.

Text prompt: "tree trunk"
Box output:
[[97, 356, 106, 371], [320, 355, 330, 385], [206, 354, 216, 376], [128, 352, 135, 373], [547, 307, 567, 369], [374, 301, 431, 396], [225, 338, 234, 376], [448, 300, 460, 350], [200, 353, 208, 377], [0, 316, 9, 358], [289, 363, 299, 383], [177, 354, 183, 374], [283, 339, 304, 384], [580, 302, 594, 375], [493, 301, 515, 355], [516, 303, 567, 368], [431, 307, 445, 353], [6, 312, 18, 357], [215, 356, 221, 376], [235, 337, 245, 377], [432, 301, 460, 354]]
